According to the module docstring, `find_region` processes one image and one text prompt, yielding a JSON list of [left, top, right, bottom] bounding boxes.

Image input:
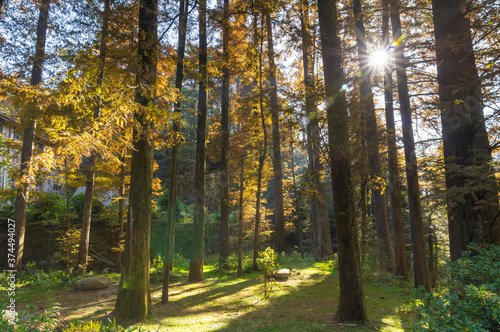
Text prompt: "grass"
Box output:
[[1, 253, 417, 331]]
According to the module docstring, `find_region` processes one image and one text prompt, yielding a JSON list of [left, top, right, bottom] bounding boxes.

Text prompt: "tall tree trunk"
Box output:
[[64, 158, 71, 231], [14, 0, 50, 272], [188, 0, 207, 282], [317, 0, 367, 322], [353, 0, 393, 272], [266, 14, 285, 253], [78, 0, 111, 274], [427, 213, 436, 288], [162, 0, 188, 302], [431, 0, 499, 260], [300, 0, 332, 261], [360, 176, 368, 262], [253, 15, 268, 271], [382, 0, 407, 277], [115, 153, 126, 273], [237, 156, 244, 276], [114, 0, 156, 321], [219, 0, 230, 269], [289, 129, 304, 256], [390, 0, 430, 290]]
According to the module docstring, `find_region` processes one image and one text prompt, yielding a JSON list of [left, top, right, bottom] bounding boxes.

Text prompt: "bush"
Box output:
[[70, 193, 109, 225], [257, 247, 279, 299], [0, 304, 59, 331], [414, 245, 500, 331], [27, 192, 65, 225], [0, 188, 16, 224]]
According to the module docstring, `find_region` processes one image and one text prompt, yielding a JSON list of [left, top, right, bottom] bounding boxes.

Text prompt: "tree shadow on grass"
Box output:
[[207, 274, 413, 332]]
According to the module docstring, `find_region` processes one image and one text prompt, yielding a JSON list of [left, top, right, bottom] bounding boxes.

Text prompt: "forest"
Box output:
[[0, 0, 499, 330]]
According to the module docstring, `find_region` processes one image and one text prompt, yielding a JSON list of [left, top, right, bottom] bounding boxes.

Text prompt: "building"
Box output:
[[0, 112, 65, 196]]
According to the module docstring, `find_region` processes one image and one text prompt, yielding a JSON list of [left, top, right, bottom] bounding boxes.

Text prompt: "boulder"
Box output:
[[273, 268, 291, 280], [75, 276, 109, 291]]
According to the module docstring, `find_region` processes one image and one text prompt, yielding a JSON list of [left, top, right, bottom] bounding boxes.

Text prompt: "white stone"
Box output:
[[75, 276, 109, 290], [273, 268, 291, 280]]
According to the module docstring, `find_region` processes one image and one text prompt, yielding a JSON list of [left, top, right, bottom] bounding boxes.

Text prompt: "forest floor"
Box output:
[[4, 255, 418, 331]]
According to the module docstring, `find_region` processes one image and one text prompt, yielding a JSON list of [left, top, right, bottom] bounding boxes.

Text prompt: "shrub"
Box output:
[[0, 188, 16, 224], [414, 245, 500, 331], [27, 191, 65, 225], [70, 193, 108, 225], [0, 304, 59, 331], [257, 247, 279, 299]]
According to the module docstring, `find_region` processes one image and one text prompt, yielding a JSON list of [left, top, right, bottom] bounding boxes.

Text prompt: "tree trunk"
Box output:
[[317, 0, 367, 322], [78, 154, 96, 273], [300, 0, 331, 261], [431, 0, 499, 260], [115, 154, 126, 273], [253, 17, 268, 271], [237, 156, 244, 277], [353, 0, 393, 272], [113, 0, 156, 321], [78, 0, 111, 274], [360, 176, 368, 262], [14, 0, 50, 272], [266, 14, 285, 254], [162, 0, 188, 302], [219, 0, 230, 269], [64, 158, 71, 231], [390, 0, 430, 290], [188, 0, 207, 282], [289, 128, 304, 256], [427, 214, 437, 288], [382, 0, 407, 277]]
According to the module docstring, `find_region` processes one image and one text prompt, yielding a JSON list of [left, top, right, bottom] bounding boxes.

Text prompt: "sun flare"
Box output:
[[369, 49, 389, 68]]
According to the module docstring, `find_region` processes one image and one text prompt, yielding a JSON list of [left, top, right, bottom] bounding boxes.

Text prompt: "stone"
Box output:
[[75, 276, 109, 291], [273, 268, 291, 280]]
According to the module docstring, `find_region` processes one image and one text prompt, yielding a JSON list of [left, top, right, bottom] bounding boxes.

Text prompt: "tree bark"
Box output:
[[114, 0, 156, 321], [300, 0, 332, 261], [431, 0, 499, 260], [219, 0, 230, 269], [188, 0, 207, 282], [352, 0, 393, 272], [382, 0, 407, 277], [266, 14, 285, 254], [162, 0, 188, 302], [237, 156, 244, 276], [289, 127, 304, 256], [390, 0, 430, 290], [14, 0, 50, 272], [253, 16, 267, 271], [115, 153, 126, 273], [317, 0, 367, 322]]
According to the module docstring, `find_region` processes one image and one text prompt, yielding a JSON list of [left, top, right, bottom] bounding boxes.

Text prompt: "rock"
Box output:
[[273, 268, 291, 280], [75, 276, 109, 291]]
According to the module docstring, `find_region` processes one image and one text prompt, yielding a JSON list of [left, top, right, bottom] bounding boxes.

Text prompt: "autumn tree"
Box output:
[[162, 0, 189, 303], [219, 0, 231, 269], [77, 0, 111, 274], [114, 0, 157, 321], [299, 0, 332, 261], [14, 0, 50, 272], [389, 0, 430, 290], [188, 0, 208, 282], [352, 0, 393, 271], [431, 0, 500, 260], [381, 0, 407, 277], [317, 0, 366, 321]]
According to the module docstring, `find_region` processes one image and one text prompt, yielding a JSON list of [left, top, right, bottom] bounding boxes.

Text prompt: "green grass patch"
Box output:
[[1, 253, 417, 331]]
